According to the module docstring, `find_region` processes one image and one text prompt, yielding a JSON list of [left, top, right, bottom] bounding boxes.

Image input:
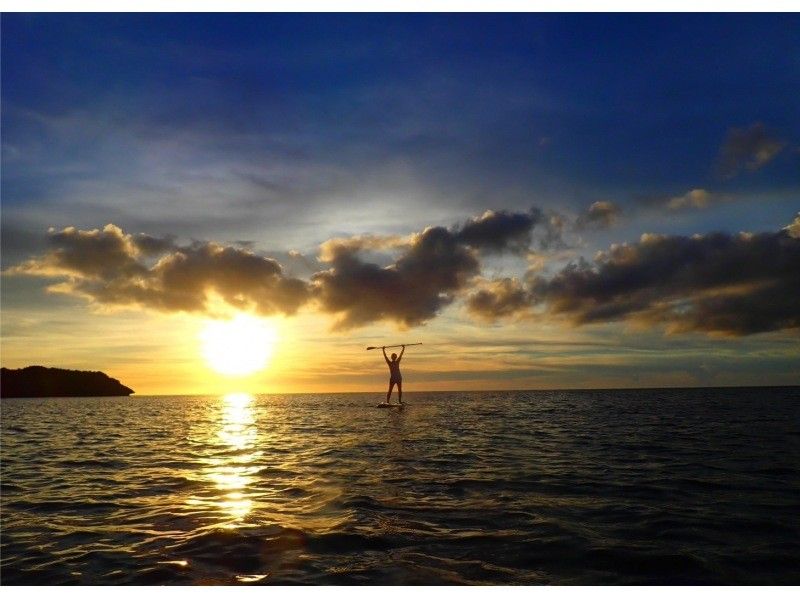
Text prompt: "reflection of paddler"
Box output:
[[382, 345, 405, 404]]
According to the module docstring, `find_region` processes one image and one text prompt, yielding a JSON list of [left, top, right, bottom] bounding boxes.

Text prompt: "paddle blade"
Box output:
[[366, 346, 377, 350]]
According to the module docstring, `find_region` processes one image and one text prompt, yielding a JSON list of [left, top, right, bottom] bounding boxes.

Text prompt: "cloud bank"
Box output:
[[470, 220, 800, 336], [8, 210, 560, 329], [8, 213, 800, 337]]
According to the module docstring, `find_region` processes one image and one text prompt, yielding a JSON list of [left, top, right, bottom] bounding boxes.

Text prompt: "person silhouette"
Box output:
[[382, 345, 405, 404]]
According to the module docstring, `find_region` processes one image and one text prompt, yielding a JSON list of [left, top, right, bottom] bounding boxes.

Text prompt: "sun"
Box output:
[[200, 314, 278, 376]]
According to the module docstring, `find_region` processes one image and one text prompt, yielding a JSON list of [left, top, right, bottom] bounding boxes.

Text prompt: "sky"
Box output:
[[2, 13, 799, 394]]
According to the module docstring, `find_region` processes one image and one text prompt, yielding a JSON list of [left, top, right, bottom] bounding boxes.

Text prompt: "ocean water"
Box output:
[[1, 388, 799, 585]]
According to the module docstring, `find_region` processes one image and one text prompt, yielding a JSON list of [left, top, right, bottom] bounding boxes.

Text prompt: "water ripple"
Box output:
[[2, 388, 799, 584]]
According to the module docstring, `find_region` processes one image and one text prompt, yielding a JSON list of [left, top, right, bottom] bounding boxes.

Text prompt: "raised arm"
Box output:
[[382, 347, 390, 364], [398, 344, 405, 362]]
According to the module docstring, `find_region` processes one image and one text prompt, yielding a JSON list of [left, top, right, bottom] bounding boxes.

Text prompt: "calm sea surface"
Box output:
[[2, 388, 799, 585]]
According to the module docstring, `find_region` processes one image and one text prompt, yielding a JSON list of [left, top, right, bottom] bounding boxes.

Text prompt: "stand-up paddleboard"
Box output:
[[376, 403, 405, 408]]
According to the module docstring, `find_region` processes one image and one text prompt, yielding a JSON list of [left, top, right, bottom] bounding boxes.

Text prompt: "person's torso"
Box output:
[[388, 360, 401, 378]]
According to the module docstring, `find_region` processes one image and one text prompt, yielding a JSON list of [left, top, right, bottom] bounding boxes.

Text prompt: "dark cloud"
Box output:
[[41, 224, 147, 279], [311, 208, 565, 329], [464, 218, 800, 335], [455, 208, 567, 253], [312, 226, 480, 329], [133, 233, 178, 256], [455, 209, 541, 254], [8, 224, 310, 317], [527, 226, 800, 336], [575, 201, 621, 230], [466, 278, 531, 322], [717, 122, 786, 179]]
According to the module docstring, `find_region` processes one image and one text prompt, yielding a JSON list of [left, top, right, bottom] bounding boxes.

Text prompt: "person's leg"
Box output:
[[386, 380, 396, 402], [398, 380, 403, 403]]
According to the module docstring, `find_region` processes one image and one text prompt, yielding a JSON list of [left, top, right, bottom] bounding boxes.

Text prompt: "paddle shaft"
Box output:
[[366, 343, 422, 350]]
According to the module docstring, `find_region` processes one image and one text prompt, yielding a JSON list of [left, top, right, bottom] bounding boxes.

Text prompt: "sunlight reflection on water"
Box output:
[[188, 392, 261, 527]]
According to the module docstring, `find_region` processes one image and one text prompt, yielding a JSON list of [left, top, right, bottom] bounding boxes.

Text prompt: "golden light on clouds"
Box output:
[[199, 314, 278, 376]]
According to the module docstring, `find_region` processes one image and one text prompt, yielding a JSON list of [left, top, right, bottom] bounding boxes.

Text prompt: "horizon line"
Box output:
[[116, 383, 800, 397]]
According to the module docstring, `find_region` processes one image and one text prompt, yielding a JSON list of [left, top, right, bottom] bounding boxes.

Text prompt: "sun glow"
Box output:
[[200, 315, 278, 376]]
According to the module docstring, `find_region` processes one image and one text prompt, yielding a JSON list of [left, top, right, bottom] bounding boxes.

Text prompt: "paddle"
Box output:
[[366, 343, 422, 350]]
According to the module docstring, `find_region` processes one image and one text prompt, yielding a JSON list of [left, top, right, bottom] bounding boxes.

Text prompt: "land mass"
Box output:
[[0, 366, 134, 398]]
